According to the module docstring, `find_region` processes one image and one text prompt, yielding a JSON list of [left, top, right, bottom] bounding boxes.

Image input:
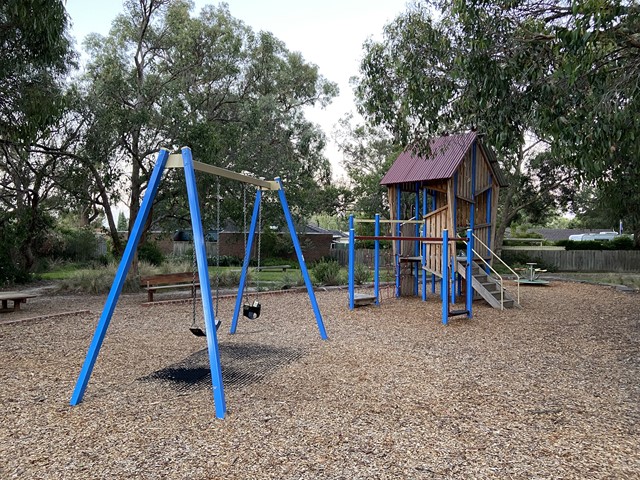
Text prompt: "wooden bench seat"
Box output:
[[253, 265, 291, 272], [140, 272, 199, 302], [0, 292, 38, 312]]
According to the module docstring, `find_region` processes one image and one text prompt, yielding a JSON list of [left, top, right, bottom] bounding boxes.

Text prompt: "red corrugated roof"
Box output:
[[380, 131, 477, 186]]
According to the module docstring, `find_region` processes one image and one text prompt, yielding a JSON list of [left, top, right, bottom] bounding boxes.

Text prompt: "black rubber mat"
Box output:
[[140, 343, 304, 392]]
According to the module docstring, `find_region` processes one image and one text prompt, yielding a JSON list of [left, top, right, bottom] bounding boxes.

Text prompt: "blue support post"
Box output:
[[230, 189, 262, 334], [395, 188, 401, 297], [450, 255, 456, 305], [414, 184, 420, 296], [431, 190, 437, 294], [348, 215, 355, 310], [182, 147, 226, 419], [442, 229, 449, 325], [374, 214, 380, 305], [466, 228, 473, 318], [422, 187, 427, 301], [70, 149, 170, 407], [276, 178, 328, 340]]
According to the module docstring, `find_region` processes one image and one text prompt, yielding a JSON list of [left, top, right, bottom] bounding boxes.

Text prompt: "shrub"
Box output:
[[312, 259, 342, 286], [138, 242, 164, 266], [208, 255, 241, 267], [279, 272, 305, 289], [353, 263, 371, 285]]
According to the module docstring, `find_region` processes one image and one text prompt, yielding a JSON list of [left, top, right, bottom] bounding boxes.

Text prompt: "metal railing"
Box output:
[[472, 233, 520, 306], [468, 247, 505, 310]]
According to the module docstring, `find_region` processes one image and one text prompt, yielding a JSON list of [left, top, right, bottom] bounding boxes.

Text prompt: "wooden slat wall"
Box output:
[[475, 148, 491, 193], [424, 205, 449, 275]]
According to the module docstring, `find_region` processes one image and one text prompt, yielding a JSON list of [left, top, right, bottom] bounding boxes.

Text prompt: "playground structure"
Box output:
[[70, 147, 328, 419], [348, 131, 520, 318]]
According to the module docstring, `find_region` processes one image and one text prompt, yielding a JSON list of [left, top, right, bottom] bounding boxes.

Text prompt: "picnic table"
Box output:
[[0, 292, 38, 312]]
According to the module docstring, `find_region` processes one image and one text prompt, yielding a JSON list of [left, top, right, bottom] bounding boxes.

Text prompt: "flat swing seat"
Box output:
[[190, 319, 222, 337]]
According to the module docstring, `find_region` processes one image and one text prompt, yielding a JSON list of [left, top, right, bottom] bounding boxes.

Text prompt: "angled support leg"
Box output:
[[230, 188, 262, 334], [182, 147, 226, 419], [275, 177, 328, 340], [70, 148, 170, 406]]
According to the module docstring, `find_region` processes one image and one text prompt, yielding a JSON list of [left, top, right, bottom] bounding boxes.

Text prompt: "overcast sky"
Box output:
[[65, 0, 410, 179]]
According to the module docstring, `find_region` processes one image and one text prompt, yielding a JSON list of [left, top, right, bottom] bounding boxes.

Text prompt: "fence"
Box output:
[[172, 241, 218, 258], [504, 249, 640, 273], [334, 247, 640, 273]]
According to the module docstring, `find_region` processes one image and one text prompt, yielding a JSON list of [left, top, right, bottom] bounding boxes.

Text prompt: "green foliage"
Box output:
[[556, 237, 636, 251], [354, 1, 638, 250], [260, 229, 294, 259], [312, 259, 342, 286], [353, 263, 371, 285], [138, 242, 164, 266], [279, 272, 305, 289], [55, 228, 99, 262], [57, 261, 159, 294], [209, 255, 242, 267], [117, 212, 128, 231]]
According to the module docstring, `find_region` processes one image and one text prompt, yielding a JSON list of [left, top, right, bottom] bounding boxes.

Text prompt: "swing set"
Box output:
[[69, 147, 328, 419]]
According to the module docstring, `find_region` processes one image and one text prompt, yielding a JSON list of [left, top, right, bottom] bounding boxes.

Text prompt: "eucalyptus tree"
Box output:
[[355, 1, 638, 248], [335, 114, 400, 218], [79, 0, 337, 247]]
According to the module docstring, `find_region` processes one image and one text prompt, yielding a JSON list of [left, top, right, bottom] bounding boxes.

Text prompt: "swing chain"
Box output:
[[256, 189, 262, 298], [191, 241, 197, 328], [242, 184, 249, 304], [215, 176, 220, 316]]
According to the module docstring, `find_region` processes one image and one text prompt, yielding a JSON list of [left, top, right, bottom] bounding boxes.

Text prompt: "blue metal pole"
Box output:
[[414, 184, 420, 295], [442, 229, 449, 325], [348, 215, 355, 310], [230, 189, 261, 334], [466, 228, 473, 318], [422, 187, 427, 301], [395, 187, 401, 297], [70, 149, 170, 406], [450, 255, 456, 305], [276, 177, 328, 340], [431, 190, 437, 294], [374, 214, 380, 305], [182, 147, 226, 419]]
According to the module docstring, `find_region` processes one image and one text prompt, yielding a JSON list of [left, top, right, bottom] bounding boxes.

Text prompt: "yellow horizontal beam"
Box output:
[[166, 154, 280, 190]]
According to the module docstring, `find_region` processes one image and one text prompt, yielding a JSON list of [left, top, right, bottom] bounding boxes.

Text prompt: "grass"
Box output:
[[548, 272, 640, 289]]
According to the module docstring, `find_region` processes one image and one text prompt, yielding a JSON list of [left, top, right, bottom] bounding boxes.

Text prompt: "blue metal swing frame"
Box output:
[[70, 147, 327, 419]]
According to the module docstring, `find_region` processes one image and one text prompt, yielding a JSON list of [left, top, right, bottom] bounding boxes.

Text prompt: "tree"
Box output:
[[354, 1, 635, 248], [0, 0, 74, 283], [117, 212, 128, 231], [79, 0, 338, 251], [335, 115, 400, 218]]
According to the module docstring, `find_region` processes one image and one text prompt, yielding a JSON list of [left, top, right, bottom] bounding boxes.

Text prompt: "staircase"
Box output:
[[457, 260, 519, 309]]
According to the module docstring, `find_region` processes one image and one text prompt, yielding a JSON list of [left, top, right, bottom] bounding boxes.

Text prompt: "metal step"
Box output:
[[457, 261, 519, 309]]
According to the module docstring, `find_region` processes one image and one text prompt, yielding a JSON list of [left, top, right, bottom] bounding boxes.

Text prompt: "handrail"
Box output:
[[472, 233, 520, 305], [468, 247, 504, 310]]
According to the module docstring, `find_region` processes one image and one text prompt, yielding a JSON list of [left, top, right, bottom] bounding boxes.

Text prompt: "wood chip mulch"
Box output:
[[0, 282, 638, 479]]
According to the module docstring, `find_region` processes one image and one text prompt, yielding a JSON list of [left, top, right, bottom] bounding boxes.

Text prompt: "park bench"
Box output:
[[253, 265, 291, 272], [0, 292, 38, 312], [140, 272, 199, 303]]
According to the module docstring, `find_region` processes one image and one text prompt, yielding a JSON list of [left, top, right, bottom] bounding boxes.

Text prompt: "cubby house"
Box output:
[[380, 131, 514, 308]]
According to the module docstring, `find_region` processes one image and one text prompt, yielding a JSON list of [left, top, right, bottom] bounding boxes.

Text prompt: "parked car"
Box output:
[[568, 231, 618, 241]]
